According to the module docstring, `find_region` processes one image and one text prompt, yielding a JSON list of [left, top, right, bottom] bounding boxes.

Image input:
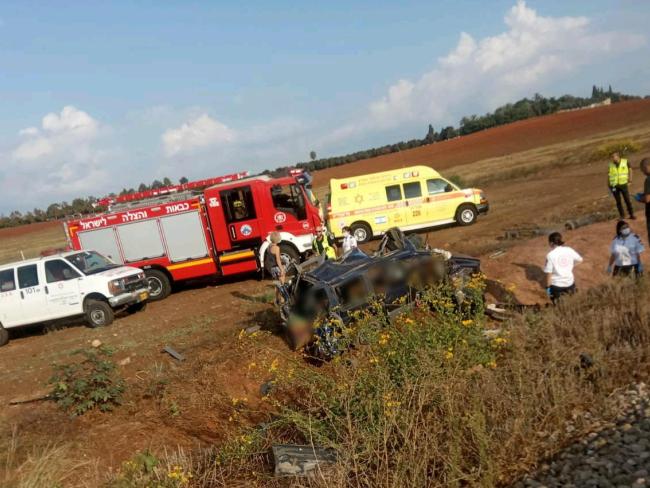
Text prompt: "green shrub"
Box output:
[[48, 346, 125, 416]]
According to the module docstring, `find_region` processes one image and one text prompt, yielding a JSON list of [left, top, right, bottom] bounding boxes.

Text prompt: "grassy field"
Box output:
[[0, 222, 66, 265]]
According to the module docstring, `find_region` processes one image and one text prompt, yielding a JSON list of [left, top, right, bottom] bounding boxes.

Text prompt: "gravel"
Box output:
[[514, 383, 650, 488]]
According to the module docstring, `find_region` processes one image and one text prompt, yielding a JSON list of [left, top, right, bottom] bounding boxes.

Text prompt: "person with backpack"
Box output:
[[544, 232, 583, 304], [607, 220, 644, 277]]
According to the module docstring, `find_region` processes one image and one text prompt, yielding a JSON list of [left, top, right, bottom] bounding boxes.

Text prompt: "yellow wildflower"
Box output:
[[369, 357, 379, 364], [444, 351, 454, 360], [238, 329, 246, 340], [487, 360, 497, 369], [269, 358, 279, 373], [248, 361, 257, 370], [378, 333, 391, 346], [462, 319, 473, 327]]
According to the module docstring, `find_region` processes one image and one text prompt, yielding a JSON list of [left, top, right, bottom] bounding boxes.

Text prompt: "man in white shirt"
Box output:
[[543, 232, 583, 304]]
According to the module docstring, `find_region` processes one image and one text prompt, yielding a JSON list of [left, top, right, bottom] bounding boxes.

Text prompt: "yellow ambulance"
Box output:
[[326, 165, 489, 242]]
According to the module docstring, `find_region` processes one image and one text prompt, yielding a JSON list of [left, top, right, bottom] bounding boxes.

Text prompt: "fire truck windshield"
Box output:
[[65, 251, 119, 275]]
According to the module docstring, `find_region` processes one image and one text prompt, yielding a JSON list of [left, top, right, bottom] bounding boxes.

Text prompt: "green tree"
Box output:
[[309, 150, 317, 161], [138, 183, 148, 192], [162, 177, 173, 187], [179, 176, 189, 185]]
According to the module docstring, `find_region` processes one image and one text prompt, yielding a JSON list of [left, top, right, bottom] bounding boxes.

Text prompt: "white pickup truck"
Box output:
[[0, 250, 150, 346]]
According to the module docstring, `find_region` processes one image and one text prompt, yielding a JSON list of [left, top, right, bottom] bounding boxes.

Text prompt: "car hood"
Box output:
[[90, 266, 143, 280]]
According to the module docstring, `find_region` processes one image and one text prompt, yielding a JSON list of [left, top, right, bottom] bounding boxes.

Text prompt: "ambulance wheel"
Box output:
[[351, 222, 372, 243], [85, 299, 114, 328], [145, 269, 171, 301], [456, 204, 477, 226], [0, 325, 9, 347]]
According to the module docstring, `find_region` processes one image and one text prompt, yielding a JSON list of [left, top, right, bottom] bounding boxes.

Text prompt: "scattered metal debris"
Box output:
[[9, 393, 51, 405], [260, 380, 274, 396], [489, 249, 507, 259], [162, 346, 185, 361], [245, 325, 261, 334], [272, 444, 337, 476]]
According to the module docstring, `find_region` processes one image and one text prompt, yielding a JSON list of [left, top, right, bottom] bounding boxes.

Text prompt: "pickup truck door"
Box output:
[[16, 264, 49, 324], [44, 259, 83, 319], [0, 268, 22, 327]]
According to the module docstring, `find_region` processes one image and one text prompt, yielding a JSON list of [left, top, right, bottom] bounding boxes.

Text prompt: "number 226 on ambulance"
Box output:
[[326, 165, 489, 243]]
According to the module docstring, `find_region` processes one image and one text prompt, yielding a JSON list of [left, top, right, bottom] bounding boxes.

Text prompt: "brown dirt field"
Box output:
[[2, 102, 650, 485], [313, 99, 650, 188], [0, 220, 61, 239]]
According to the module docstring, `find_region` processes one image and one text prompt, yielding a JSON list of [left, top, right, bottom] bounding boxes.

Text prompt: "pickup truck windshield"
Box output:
[[65, 251, 119, 275]]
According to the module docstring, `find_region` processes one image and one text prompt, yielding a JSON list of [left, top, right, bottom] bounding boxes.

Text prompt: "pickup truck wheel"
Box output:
[[126, 302, 147, 314], [351, 222, 372, 244], [85, 299, 114, 328], [0, 325, 9, 347], [456, 204, 478, 226], [144, 269, 171, 301]]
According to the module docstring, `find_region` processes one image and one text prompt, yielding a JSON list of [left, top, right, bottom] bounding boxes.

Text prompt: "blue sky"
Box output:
[[1, 0, 649, 213]]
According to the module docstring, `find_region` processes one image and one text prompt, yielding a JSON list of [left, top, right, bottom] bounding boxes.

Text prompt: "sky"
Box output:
[[1, 0, 649, 213]]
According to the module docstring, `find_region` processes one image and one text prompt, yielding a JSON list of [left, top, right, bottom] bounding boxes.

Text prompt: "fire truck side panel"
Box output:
[[77, 227, 123, 264], [117, 220, 166, 263], [203, 187, 233, 253], [159, 212, 210, 262]]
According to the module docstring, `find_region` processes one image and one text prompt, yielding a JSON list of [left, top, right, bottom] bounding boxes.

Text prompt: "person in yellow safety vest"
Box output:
[[608, 152, 635, 220], [312, 226, 337, 260]]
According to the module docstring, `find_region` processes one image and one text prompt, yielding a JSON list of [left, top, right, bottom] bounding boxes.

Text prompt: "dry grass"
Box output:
[[99, 277, 650, 487], [1, 426, 96, 488], [0, 223, 66, 265]]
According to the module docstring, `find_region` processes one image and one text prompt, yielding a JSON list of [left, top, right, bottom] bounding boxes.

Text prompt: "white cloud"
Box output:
[[362, 0, 646, 130], [13, 106, 99, 162], [162, 114, 236, 157], [2, 106, 110, 209]]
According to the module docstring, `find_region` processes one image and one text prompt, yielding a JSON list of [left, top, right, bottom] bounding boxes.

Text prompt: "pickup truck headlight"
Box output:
[[108, 279, 125, 295]]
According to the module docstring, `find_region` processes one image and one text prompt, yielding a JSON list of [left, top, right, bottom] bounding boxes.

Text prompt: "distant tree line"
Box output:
[[0, 176, 189, 229], [0, 86, 643, 228], [264, 85, 639, 177]]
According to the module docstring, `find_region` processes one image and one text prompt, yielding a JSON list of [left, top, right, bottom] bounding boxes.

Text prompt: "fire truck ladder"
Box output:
[[96, 171, 250, 209]]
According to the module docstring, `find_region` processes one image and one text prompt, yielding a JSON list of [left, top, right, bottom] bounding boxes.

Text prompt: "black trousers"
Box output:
[[613, 264, 641, 277], [549, 284, 576, 305], [611, 184, 634, 218]]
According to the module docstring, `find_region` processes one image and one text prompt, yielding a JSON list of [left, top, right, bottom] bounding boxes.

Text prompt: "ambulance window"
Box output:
[[385, 185, 403, 202], [403, 182, 422, 199], [17, 265, 39, 289], [270, 184, 306, 220], [426, 179, 451, 195], [45, 260, 80, 283], [220, 186, 256, 223], [0, 269, 16, 292]]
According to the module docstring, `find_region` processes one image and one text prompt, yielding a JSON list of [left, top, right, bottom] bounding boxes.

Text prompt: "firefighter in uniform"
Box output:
[[312, 226, 337, 260], [608, 152, 635, 220]]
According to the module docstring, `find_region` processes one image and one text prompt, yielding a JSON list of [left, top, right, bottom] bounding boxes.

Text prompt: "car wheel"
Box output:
[[85, 299, 114, 328], [351, 222, 372, 243], [456, 204, 478, 226], [0, 325, 9, 347], [144, 269, 171, 301], [126, 302, 147, 314]]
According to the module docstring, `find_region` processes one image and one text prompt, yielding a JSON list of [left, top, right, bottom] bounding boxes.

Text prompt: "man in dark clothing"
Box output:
[[638, 158, 650, 245]]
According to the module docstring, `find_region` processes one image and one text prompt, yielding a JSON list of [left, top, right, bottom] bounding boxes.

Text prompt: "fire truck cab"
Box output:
[[64, 171, 322, 301]]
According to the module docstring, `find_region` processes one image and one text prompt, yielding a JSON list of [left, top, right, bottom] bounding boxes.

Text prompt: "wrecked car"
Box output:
[[276, 228, 481, 359]]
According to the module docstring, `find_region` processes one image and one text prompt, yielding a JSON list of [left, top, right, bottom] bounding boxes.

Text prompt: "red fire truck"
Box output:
[[64, 171, 323, 301]]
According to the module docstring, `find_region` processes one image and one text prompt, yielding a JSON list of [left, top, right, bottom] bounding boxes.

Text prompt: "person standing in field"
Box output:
[[608, 151, 635, 220], [607, 220, 644, 277], [341, 226, 358, 254], [635, 158, 650, 245], [544, 232, 583, 304], [312, 226, 337, 260], [266, 232, 286, 304]]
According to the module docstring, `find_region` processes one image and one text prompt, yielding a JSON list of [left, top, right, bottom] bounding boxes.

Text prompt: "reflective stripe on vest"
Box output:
[[313, 237, 336, 259], [609, 158, 629, 187]]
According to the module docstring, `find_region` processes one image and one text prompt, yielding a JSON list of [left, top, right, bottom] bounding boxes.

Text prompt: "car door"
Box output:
[[402, 181, 425, 226], [44, 259, 83, 319], [384, 184, 407, 229], [424, 178, 457, 222], [16, 264, 49, 324], [0, 268, 23, 327], [269, 183, 309, 235], [219, 185, 261, 245]]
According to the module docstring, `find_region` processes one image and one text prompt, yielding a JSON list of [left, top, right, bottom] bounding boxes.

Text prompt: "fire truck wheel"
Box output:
[[276, 244, 300, 278], [0, 325, 9, 347], [351, 222, 372, 244], [144, 269, 171, 301], [85, 299, 114, 328]]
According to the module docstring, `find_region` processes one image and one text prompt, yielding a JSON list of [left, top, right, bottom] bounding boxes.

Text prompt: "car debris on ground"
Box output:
[[271, 444, 337, 476], [274, 227, 482, 359], [162, 345, 185, 361]]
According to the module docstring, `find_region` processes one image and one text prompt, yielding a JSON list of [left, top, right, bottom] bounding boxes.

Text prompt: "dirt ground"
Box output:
[[2, 101, 650, 485]]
